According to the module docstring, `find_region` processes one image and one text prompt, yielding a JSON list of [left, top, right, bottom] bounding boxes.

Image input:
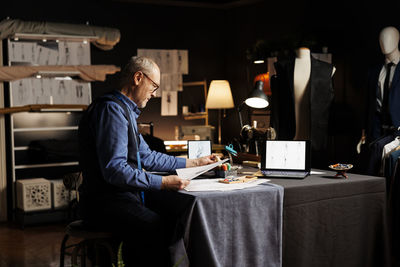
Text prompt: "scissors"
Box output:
[[225, 144, 238, 157]]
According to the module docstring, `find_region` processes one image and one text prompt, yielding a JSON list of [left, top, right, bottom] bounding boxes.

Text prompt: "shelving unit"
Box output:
[[4, 33, 93, 225], [182, 80, 208, 125]]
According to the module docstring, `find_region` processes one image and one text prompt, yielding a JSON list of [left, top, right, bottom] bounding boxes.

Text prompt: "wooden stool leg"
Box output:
[[82, 241, 87, 267], [71, 243, 82, 266]]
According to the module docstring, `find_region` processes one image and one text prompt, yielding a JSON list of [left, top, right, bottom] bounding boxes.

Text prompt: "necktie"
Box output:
[[382, 62, 394, 124]]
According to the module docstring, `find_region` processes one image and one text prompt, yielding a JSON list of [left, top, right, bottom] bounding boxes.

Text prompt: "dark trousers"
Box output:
[[79, 193, 171, 267]]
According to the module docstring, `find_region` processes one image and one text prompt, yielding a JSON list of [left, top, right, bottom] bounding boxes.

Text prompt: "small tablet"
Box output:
[[187, 140, 212, 159]]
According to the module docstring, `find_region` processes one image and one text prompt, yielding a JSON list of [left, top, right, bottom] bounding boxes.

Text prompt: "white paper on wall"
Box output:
[[36, 42, 59, 65], [161, 90, 177, 116], [160, 73, 183, 93], [42, 78, 53, 104], [52, 79, 71, 104], [66, 42, 90, 65], [31, 78, 46, 104], [137, 48, 188, 75], [8, 41, 37, 64], [11, 78, 34, 106], [137, 49, 188, 98], [177, 49, 189, 74], [70, 80, 91, 105]]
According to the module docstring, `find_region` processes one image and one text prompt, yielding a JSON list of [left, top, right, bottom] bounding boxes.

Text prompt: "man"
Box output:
[[78, 56, 216, 266]]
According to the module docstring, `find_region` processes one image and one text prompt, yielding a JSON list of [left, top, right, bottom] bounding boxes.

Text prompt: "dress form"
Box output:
[[293, 47, 312, 140], [293, 47, 336, 140]]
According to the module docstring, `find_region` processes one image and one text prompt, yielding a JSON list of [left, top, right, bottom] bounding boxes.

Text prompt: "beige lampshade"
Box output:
[[205, 80, 235, 109]]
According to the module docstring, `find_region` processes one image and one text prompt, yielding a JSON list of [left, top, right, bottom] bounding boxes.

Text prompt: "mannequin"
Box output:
[[293, 47, 336, 140], [271, 47, 335, 168], [360, 26, 400, 148]]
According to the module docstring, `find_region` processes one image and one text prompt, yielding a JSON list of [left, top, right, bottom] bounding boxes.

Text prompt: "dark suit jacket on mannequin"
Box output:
[[271, 56, 334, 166], [365, 63, 400, 142]]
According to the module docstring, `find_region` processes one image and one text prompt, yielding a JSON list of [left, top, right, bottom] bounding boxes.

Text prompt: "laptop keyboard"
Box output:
[[262, 170, 309, 178]]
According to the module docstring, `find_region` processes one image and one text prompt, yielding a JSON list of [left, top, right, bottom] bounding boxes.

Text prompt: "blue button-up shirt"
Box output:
[[90, 90, 186, 191]]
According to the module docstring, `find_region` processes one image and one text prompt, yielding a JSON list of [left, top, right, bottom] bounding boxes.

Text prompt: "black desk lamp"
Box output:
[[238, 80, 269, 129]]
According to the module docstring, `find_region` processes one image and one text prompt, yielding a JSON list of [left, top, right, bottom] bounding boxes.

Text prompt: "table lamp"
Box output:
[[238, 80, 269, 128], [205, 80, 234, 144]]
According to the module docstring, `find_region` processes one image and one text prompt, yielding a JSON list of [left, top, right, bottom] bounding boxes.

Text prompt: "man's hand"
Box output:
[[186, 154, 219, 168], [161, 175, 190, 190]]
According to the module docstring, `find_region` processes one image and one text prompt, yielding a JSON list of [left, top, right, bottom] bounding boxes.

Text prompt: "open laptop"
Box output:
[[260, 140, 311, 179], [187, 140, 212, 159]]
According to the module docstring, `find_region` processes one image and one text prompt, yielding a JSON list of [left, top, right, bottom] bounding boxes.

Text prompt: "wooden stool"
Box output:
[[60, 220, 117, 267]]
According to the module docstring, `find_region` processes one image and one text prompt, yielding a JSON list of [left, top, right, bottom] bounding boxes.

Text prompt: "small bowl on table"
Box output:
[[329, 163, 353, 179]]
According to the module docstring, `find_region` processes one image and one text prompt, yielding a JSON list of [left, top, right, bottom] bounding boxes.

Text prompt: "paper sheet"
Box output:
[[184, 178, 269, 191], [161, 90, 177, 116], [310, 171, 326, 175], [176, 158, 229, 180]]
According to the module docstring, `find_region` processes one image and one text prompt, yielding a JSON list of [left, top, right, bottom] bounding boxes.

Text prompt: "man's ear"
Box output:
[[132, 71, 143, 86]]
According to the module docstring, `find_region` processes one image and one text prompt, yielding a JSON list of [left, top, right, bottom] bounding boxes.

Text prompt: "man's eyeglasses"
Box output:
[[142, 72, 160, 93]]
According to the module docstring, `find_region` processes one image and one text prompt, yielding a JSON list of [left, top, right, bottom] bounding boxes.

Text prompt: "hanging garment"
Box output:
[[380, 136, 400, 176], [365, 134, 395, 176]]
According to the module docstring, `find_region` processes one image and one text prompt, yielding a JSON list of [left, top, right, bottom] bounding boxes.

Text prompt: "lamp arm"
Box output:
[[237, 101, 246, 129]]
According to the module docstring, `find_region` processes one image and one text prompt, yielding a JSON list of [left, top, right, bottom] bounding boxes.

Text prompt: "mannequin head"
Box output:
[[379, 26, 400, 55]]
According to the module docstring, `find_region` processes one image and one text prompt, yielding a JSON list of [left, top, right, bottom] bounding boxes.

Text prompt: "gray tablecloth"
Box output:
[[149, 182, 284, 267], [269, 169, 390, 267], [148, 169, 390, 267]]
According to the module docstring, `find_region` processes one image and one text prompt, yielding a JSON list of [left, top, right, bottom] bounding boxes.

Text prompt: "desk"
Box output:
[[269, 170, 390, 267], [148, 169, 389, 267]]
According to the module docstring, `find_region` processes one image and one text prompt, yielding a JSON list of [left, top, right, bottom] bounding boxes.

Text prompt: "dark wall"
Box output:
[[2, 0, 400, 166], [1, 1, 227, 140], [223, 1, 400, 168]]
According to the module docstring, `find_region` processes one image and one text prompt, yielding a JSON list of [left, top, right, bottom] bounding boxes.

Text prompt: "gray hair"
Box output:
[[119, 56, 158, 88]]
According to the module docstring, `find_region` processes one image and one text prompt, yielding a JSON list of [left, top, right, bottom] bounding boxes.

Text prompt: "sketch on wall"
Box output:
[[8, 39, 91, 106], [10, 78, 91, 106], [8, 40, 90, 66], [161, 90, 177, 116], [137, 48, 188, 116]]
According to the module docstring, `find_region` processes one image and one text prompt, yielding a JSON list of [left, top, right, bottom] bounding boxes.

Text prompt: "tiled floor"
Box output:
[[0, 222, 79, 267]]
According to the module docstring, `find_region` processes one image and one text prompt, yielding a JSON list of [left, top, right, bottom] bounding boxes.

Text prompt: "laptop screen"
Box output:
[[187, 140, 212, 159], [261, 140, 310, 171]]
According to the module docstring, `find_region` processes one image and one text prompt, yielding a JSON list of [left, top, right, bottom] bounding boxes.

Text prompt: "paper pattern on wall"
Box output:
[[10, 78, 91, 106], [58, 41, 90, 65], [161, 73, 182, 92], [8, 40, 90, 66], [161, 90, 177, 116], [137, 48, 188, 93], [7, 40, 92, 106], [8, 42, 37, 63], [177, 50, 188, 74]]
